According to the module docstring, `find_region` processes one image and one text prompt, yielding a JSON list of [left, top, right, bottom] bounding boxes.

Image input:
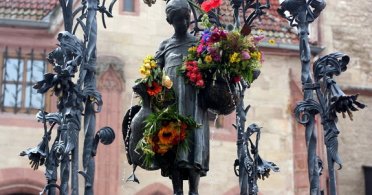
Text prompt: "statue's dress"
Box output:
[[155, 33, 210, 178]]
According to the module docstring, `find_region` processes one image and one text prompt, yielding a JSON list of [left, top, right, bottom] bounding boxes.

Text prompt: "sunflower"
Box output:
[[158, 125, 177, 145], [178, 123, 187, 141], [156, 144, 172, 155], [173, 128, 187, 144]]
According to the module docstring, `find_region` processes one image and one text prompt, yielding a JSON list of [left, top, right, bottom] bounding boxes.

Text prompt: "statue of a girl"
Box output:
[[155, 0, 209, 194]]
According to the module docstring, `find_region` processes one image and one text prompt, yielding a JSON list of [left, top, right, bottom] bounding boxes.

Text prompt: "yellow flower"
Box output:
[[144, 62, 151, 69], [229, 52, 241, 63], [145, 69, 151, 77], [251, 51, 261, 61], [188, 46, 197, 53], [204, 55, 213, 63], [268, 39, 276, 45], [150, 61, 157, 68], [162, 75, 173, 89], [140, 66, 147, 76], [144, 55, 153, 63]]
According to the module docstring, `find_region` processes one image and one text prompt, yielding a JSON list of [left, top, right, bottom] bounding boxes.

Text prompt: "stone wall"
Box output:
[[321, 0, 372, 88]]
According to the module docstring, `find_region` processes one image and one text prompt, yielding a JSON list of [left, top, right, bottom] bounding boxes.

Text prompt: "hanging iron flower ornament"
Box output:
[[20, 111, 55, 170], [20, 137, 49, 170], [313, 52, 366, 121]]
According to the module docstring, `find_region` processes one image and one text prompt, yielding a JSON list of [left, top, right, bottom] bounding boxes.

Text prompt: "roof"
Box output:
[[219, 0, 300, 45], [0, 0, 59, 21]]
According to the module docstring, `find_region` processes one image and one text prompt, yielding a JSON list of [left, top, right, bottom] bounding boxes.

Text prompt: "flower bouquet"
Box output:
[[137, 55, 175, 111], [136, 106, 199, 167], [178, 23, 263, 114]]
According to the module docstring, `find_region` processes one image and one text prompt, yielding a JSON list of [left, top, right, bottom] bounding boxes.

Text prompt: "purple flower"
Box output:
[[253, 35, 265, 43], [207, 47, 221, 62], [241, 51, 251, 60], [212, 53, 221, 62], [201, 29, 211, 43]]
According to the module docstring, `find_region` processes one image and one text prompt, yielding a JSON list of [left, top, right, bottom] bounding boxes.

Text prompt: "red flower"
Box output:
[[211, 0, 221, 7], [196, 73, 203, 80], [180, 123, 187, 130], [186, 71, 192, 78], [196, 80, 205, 87], [146, 82, 162, 96], [190, 73, 197, 82], [201, 0, 222, 12], [192, 66, 199, 73], [186, 64, 194, 71], [201, 2, 213, 12], [173, 124, 187, 144], [232, 76, 241, 83]]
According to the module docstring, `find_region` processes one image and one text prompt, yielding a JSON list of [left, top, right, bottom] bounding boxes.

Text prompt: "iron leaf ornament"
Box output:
[[233, 81, 279, 195]]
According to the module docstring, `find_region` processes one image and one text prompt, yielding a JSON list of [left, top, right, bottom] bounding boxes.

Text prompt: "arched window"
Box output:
[[0, 168, 44, 195], [136, 183, 172, 195]]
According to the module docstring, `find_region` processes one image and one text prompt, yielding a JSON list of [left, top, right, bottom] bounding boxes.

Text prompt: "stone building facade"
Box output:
[[0, 0, 371, 195]]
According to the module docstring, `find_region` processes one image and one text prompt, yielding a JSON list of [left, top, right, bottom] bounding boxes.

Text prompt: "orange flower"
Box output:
[[179, 123, 187, 141], [173, 128, 186, 144], [180, 123, 187, 131], [156, 144, 172, 155], [171, 122, 187, 144], [146, 82, 162, 96], [158, 125, 176, 145]]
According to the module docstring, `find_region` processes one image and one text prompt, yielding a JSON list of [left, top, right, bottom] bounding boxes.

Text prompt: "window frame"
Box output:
[[0, 48, 51, 114], [119, 0, 140, 16]]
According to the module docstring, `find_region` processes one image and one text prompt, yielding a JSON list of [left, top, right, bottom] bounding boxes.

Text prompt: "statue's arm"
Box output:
[[155, 39, 169, 69]]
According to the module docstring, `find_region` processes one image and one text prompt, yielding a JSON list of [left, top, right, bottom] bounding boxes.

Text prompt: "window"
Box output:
[[123, 0, 135, 12], [120, 0, 139, 15], [0, 47, 48, 114]]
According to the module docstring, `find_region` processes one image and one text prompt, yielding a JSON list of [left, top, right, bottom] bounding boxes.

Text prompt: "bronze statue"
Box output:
[[155, 0, 210, 194]]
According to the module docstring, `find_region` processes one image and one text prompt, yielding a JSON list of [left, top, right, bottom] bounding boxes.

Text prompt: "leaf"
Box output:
[[135, 78, 142, 83]]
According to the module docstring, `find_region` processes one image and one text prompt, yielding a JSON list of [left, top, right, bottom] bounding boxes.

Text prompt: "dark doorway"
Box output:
[[363, 166, 372, 195]]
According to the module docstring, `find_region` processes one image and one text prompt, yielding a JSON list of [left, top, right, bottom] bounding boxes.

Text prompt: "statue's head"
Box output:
[[165, 0, 190, 36]]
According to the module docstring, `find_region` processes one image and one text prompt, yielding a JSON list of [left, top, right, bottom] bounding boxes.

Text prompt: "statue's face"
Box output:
[[171, 10, 190, 36]]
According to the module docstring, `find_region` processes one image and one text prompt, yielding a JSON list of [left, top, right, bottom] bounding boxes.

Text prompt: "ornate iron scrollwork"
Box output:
[[20, 0, 117, 194], [279, 1, 366, 194]]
